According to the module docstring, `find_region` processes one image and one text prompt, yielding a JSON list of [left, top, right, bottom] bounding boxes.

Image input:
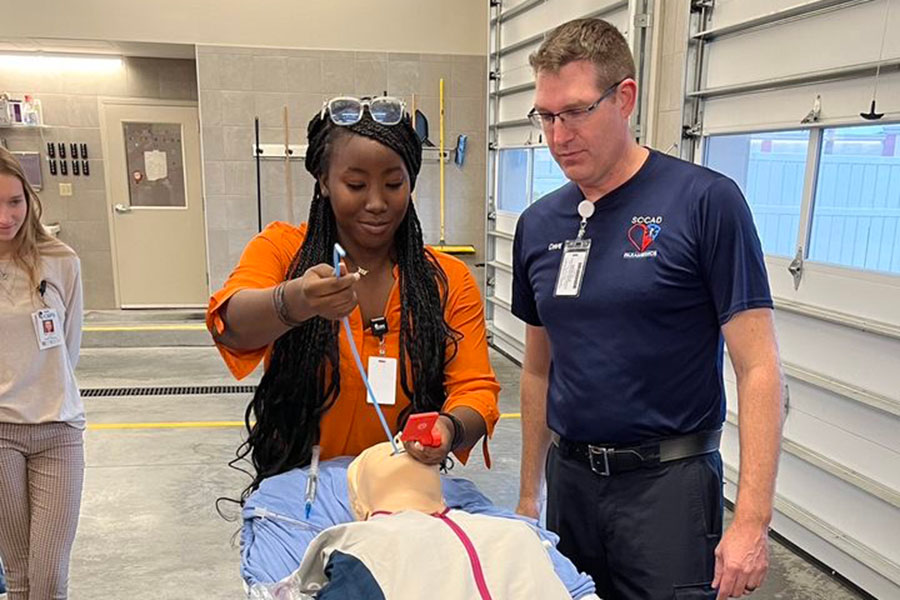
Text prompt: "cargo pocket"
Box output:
[[687, 455, 724, 579]]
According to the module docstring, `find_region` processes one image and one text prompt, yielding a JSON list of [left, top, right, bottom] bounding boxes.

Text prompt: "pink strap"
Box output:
[[435, 512, 493, 600]]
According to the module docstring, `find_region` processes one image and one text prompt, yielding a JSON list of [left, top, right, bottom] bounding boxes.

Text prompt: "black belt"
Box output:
[[552, 428, 722, 477]]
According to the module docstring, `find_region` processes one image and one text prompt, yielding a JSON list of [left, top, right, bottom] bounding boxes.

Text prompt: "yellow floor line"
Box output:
[[88, 413, 522, 430], [88, 421, 244, 430], [83, 324, 208, 332]]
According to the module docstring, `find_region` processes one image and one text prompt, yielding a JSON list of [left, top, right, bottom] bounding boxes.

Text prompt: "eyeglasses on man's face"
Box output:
[[527, 79, 626, 131]]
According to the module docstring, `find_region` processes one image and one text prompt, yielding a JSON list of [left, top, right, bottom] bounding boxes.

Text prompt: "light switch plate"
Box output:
[[59, 183, 73, 196]]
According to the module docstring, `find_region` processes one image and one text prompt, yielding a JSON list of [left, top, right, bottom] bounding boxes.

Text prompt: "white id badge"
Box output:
[[366, 356, 398, 406], [32, 308, 63, 350], [554, 239, 592, 298]]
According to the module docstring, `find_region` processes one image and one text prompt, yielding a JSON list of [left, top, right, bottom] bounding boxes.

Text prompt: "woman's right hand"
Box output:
[[286, 262, 360, 322]]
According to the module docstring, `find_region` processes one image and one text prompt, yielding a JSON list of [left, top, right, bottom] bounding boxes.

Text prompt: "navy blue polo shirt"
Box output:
[[512, 150, 773, 444]]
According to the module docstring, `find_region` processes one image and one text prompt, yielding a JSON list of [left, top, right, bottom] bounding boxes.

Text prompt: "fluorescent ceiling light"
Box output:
[[0, 53, 123, 73]]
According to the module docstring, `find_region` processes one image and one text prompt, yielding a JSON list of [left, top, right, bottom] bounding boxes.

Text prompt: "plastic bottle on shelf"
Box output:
[[23, 95, 41, 126], [0, 93, 10, 126], [31, 98, 43, 126]]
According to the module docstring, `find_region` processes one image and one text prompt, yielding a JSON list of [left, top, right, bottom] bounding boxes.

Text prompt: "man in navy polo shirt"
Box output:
[[512, 18, 785, 600]]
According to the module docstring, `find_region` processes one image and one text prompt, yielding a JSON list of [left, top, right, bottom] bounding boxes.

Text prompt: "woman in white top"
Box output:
[[0, 147, 84, 600]]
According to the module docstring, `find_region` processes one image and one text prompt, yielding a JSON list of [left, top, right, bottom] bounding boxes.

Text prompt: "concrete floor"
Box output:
[[52, 311, 866, 599]]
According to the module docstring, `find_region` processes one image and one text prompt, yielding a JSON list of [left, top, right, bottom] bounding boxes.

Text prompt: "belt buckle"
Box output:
[[588, 445, 612, 476]]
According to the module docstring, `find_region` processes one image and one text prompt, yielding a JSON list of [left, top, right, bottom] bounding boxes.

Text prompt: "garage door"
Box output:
[[485, 0, 653, 360], [685, 2, 900, 597]]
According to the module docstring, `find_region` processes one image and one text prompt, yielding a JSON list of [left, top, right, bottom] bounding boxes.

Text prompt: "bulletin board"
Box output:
[[12, 151, 43, 191], [123, 122, 186, 208]]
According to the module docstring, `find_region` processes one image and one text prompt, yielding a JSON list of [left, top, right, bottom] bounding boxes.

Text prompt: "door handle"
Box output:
[[787, 246, 803, 290], [114, 203, 132, 214]]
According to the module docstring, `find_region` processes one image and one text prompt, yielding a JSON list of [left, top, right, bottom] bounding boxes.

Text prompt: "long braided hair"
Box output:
[[233, 109, 460, 500]]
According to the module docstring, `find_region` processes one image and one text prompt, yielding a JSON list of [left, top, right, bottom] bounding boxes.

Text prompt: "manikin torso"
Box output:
[[291, 441, 572, 599]]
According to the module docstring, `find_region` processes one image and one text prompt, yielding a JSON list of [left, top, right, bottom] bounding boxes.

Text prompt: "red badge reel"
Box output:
[[400, 412, 442, 447]]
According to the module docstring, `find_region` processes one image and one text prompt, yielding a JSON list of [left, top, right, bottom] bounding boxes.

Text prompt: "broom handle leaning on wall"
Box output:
[[410, 94, 417, 203], [439, 78, 446, 245], [283, 105, 295, 224], [255, 117, 262, 232]]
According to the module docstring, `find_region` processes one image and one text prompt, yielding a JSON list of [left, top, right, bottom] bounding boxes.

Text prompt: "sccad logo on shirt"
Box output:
[[624, 215, 662, 259]]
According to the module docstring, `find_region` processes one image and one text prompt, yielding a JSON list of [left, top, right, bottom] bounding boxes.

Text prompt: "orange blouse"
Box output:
[[207, 222, 501, 464]]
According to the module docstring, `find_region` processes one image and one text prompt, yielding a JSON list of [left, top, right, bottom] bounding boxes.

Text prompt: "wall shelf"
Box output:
[[0, 124, 51, 130], [250, 143, 450, 162]]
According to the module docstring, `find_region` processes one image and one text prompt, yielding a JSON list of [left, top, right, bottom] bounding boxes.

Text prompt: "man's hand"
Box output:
[[713, 518, 770, 598], [403, 415, 453, 465], [516, 325, 553, 523], [515, 496, 541, 520]]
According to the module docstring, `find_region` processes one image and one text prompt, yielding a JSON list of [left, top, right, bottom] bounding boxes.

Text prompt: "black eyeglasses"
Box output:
[[527, 79, 626, 130]]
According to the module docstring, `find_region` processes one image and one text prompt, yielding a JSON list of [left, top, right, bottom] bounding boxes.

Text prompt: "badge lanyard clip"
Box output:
[[371, 316, 388, 357], [577, 217, 588, 240], [576, 200, 595, 236]]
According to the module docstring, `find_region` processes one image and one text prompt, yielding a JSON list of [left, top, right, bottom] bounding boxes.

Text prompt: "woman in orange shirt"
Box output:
[[207, 97, 500, 497]]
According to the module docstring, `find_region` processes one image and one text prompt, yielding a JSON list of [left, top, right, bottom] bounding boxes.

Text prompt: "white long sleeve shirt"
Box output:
[[0, 247, 84, 427]]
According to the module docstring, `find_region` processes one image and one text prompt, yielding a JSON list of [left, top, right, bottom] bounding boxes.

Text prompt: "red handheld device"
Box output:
[[400, 412, 442, 447]]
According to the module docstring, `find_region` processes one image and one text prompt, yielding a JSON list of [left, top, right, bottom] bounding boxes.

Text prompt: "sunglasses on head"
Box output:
[[321, 96, 407, 127]]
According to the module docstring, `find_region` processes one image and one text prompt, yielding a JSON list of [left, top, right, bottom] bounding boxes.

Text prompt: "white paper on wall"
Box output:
[[144, 150, 168, 181]]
